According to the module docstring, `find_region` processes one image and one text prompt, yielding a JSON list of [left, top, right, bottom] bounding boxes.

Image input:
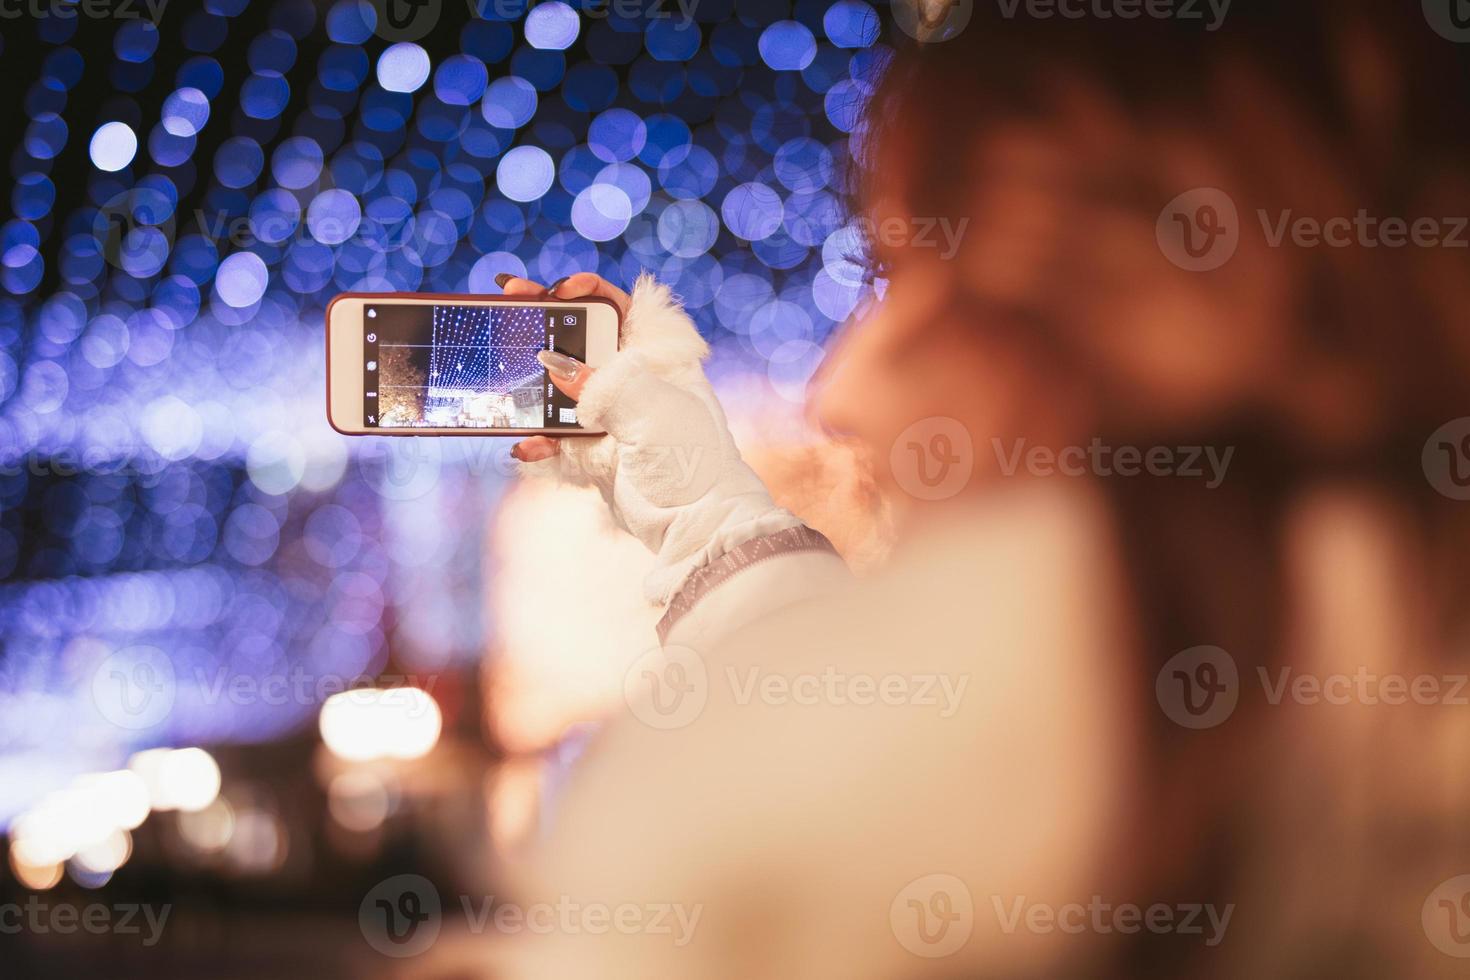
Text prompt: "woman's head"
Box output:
[[815, 2, 1470, 503]]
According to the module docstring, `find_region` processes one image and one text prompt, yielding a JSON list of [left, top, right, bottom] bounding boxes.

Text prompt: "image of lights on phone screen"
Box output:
[[363, 303, 587, 429]]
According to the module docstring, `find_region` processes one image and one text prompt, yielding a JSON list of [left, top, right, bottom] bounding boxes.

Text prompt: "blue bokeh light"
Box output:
[[482, 76, 538, 129], [326, 0, 376, 44], [824, 0, 881, 48], [272, 137, 326, 190], [215, 252, 269, 307], [377, 43, 432, 94], [115, 21, 161, 63], [24, 113, 68, 160], [215, 136, 265, 188], [436, 55, 490, 106], [526, 2, 581, 50], [162, 87, 212, 138], [588, 108, 647, 163], [759, 21, 819, 71], [307, 189, 363, 245], [571, 184, 633, 241], [497, 145, 556, 202], [721, 182, 785, 241], [89, 122, 138, 173]]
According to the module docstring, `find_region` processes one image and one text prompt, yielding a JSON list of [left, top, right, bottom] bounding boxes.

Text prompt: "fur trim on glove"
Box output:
[[519, 273, 708, 485], [620, 272, 709, 381]]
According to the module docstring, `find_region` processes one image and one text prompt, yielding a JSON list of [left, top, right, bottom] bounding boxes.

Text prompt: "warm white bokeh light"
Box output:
[[319, 687, 442, 762], [327, 770, 393, 831], [72, 828, 133, 875], [178, 797, 236, 854], [8, 845, 63, 891], [129, 746, 222, 812]]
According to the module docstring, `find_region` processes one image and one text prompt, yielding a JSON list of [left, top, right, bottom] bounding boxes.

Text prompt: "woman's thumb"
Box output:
[[537, 350, 591, 401]]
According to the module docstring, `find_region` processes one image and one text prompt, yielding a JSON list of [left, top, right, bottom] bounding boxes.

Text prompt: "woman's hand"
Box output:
[[502, 272, 627, 461], [498, 271, 801, 606]]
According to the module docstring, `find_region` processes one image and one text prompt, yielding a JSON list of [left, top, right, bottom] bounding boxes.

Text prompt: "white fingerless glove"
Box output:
[[521, 274, 802, 605]]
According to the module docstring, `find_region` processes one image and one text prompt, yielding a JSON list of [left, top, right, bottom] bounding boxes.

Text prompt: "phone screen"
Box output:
[[362, 302, 587, 430]]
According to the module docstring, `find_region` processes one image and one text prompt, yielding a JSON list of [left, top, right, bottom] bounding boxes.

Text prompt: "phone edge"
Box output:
[[324, 291, 621, 438]]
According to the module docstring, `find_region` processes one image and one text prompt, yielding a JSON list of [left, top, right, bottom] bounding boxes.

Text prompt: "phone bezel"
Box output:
[[325, 292, 621, 437]]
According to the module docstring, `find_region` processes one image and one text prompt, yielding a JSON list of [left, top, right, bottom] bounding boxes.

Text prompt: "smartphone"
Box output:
[[326, 293, 620, 436]]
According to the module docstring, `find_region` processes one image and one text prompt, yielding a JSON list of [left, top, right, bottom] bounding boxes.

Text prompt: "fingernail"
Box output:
[[546, 276, 570, 295], [537, 350, 583, 380], [495, 272, 515, 289]]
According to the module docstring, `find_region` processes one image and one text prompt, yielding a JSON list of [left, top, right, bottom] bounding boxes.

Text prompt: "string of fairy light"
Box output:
[[427, 304, 545, 395]]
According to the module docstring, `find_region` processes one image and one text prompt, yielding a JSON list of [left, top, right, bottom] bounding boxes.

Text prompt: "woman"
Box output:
[[490, 3, 1470, 976]]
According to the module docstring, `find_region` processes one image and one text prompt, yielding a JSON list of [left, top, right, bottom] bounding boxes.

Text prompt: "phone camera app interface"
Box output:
[[364, 304, 587, 430]]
